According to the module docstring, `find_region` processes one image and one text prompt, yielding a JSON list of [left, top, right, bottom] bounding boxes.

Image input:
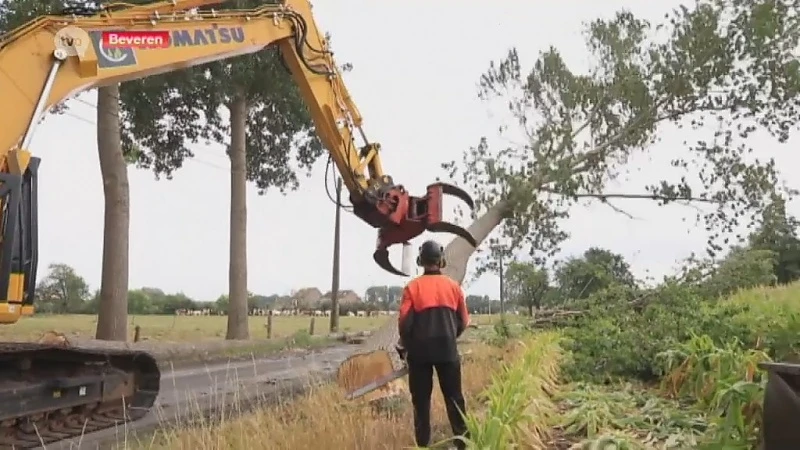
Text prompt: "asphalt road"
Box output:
[[42, 345, 357, 450]]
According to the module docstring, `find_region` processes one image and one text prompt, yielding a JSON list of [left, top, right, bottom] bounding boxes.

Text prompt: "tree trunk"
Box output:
[[95, 84, 130, 341], [225, 90, 249, 340], [443, 201, 510, 284]]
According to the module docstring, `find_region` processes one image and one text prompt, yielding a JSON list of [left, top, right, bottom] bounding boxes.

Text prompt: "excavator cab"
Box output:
[[351, 178, 477, 276]]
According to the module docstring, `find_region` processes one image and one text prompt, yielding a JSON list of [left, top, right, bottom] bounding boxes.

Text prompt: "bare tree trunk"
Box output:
[[95, 84, 130, 341], [443, 201, 510, 283], [225, 90, 249, 340]]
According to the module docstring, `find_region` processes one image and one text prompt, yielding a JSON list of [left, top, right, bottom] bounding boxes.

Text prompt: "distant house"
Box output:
[[291, 287, 323, 310], [319, 289, 362, 308]]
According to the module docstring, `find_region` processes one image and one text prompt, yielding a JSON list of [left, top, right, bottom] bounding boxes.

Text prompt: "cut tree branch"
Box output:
[[540, 188, 719, 204]]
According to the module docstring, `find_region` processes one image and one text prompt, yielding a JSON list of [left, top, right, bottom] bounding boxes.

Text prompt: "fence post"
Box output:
[[309, 317, 316, 335], [266, 313, 273, 339]]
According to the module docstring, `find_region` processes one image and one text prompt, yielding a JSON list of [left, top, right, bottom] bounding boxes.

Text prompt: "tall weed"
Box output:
[[657, 334, 769, 448], [460, 332, 562, 449]]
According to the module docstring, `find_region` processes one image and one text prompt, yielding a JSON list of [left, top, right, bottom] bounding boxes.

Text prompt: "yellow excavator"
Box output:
[[0, 0, 478, 446]]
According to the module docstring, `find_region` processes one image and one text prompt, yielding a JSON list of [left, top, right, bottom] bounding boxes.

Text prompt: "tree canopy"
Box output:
[[35, 263, 91, 313], [748, 195, 800, 283], [444, 0, 800, 274], [504, 261, 550, 315], [554, 247, 637, 300], [117, 11, 324, 187]]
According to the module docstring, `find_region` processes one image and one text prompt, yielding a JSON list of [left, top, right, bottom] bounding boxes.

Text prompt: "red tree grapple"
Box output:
[[351, 181, 477, 276]]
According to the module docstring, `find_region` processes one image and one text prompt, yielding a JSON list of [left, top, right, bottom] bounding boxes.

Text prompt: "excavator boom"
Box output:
[[0, 0, 477, 445], [0, 0, 476, 283]]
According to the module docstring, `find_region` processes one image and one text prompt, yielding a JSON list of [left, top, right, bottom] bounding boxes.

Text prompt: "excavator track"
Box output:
[[0, 343, 160, 449]]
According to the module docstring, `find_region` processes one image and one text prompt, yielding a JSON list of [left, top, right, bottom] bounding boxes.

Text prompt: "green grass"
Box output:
[[0, 314, 389, 342], [1, 313, 512, 343]]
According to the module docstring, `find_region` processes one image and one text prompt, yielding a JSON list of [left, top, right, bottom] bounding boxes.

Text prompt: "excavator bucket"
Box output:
[[759, 362, 800, 449], [373, 182, 477, 276]]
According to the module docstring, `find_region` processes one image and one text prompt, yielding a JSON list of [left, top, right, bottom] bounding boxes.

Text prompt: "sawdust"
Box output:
[[37, 330, 70, 346], [337, 349, 410, 403]]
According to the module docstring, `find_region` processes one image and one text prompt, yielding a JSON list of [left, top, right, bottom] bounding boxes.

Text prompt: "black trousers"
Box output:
[[407, 359, 468, 449]]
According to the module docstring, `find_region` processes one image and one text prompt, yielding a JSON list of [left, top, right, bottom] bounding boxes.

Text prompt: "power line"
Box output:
[[57, 94, 348, 208], [61, 95, 231, 171], [34, 92, 353, 212]]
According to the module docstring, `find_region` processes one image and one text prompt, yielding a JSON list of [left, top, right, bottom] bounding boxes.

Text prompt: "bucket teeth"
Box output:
[[373, 248, 407, 276], [426, 221, 477, 247]]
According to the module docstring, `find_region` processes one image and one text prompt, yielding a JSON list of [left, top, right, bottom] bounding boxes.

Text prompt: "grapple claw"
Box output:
[[426, 221, 478, 247], [352, 177, 478, 276], [373, 247, 407, 277], [436, 182, 475, 210]]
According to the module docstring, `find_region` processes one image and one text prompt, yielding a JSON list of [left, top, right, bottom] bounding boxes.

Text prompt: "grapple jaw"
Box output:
[[372, 182, 478, 276]]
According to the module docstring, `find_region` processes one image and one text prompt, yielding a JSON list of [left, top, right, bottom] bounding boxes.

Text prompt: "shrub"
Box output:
[[560, 281, 800, 383]]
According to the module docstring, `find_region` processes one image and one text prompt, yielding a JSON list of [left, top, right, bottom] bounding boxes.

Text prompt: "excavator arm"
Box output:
[[0, 1, 476, 446], [0, 0, 477, 325]]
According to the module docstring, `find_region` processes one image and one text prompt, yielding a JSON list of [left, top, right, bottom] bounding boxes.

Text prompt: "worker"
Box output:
[[398, 239, 470, 450]]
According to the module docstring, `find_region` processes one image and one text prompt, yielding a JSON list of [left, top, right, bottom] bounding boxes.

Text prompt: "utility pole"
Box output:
[[498, 185, 507, 319], [498, 249, 505, 317], [329, 177, 342, 333]]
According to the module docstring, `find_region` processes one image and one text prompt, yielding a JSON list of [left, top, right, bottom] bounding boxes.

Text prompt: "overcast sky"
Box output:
[[29, 0, 798, 301]]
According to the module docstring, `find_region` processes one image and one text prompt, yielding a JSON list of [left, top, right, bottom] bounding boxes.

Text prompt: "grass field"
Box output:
[[0, 313, 508, 342], [0, 314, 388, 342]]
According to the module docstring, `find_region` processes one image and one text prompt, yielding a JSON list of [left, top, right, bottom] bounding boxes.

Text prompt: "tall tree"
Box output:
[[35, 263, 90, 314], [555, 248, 636, 301], [120, 41, 323, 340], [702, 246, 777, 299], [441, 0, 800, 280], [95, 83, 130, 340], [504, 261, 550, 315], [748, 195, 800, 284]]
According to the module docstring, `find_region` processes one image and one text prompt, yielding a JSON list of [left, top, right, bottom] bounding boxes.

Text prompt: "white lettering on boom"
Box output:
[[106, 33, 165, 47]]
